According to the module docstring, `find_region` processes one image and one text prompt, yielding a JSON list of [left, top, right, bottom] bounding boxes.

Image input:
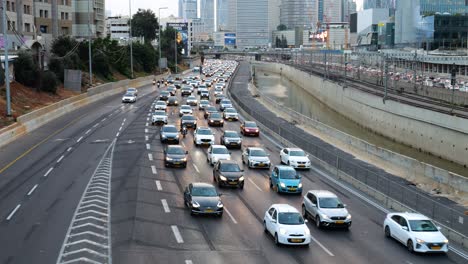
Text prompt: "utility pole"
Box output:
[[158, 7, 168, 74], [174, 30, 178, 74], [87, 0, 93, 86], [451, 63, 457, 111], [2, 0, 11, 116], [129, 0, 134, 78], [384, 54, 389, 102], [413, 51, 417, 92]]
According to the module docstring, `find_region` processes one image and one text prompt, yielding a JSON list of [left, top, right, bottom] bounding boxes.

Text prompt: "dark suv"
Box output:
[[164, 145, 188, 168], [213, 160, 244, 189], [180, 114, 197, 129]]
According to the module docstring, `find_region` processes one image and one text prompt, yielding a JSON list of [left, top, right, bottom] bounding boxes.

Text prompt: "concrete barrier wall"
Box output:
[[253, 62, 468, 168], [0, 74, 166, 149]]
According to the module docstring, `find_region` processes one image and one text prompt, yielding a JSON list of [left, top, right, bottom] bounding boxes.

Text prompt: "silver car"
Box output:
[[242, 147, 270, 169]]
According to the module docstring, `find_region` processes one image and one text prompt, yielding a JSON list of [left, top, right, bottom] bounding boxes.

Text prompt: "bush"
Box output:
[[40, 71, 59, 93], [49, 56, 65, 82], [14, 50, 39, 87], [93, 51, 111, 78]]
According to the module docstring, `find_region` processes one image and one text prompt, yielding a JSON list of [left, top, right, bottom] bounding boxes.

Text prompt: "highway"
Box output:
[[0, 62, 466, 264]]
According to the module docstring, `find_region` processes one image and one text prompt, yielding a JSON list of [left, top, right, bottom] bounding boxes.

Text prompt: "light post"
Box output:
[[175, 30, 178, 74], [129, 0, 134, 78], [2, 0, 11, 116], [87, 0, 93, 86], [158, 7, 168, 73]]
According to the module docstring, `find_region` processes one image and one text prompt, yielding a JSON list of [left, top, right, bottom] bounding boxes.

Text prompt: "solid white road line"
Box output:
[[181, 141, 186, 148], [27, 184, 39, 196], [67, 147, 72, 152], [146, 144, 151, 150], [155, 180, 162, 191], [310, 234, 335, 256], [223, 207, 238, 224], [57, 155, 65, 163], [161, 199, 171, 213], [44, 167, 54, 177], [185, 260, 193, 264], [171, 225, 184, 243], [193, 164, 200, 173], [146, 117, 149, 121], [151, 166, 157, 175], [123, 118, 126, 122], [85, 129, 91, 135], [148, 153, 153, 161], [77, 136, 83, 143], [6, 204, 21, 221], [247, 178, 263, 192]]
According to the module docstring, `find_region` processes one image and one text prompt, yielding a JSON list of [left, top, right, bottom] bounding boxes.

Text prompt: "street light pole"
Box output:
[[2, 0, 11, 116], [87, 0, 93, 87], [175, 31, 178, 74], [158, 7, 168, 73], [129, 0, 134, 78]]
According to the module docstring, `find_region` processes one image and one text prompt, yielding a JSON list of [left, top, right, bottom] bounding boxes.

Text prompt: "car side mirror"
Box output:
[[271, 220, 277, 224], [304, 219, 308, 223], [437, 226, 441, 230], [343, 204, 347, 208], [402, 226, 409, 231], [311, 203, 317, 207], [241, 169, 244, 172], [186, 151, 189, 154]]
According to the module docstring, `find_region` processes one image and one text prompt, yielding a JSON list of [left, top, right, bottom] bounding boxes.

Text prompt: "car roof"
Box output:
[[197, 126, 211, 130], [167, 145, 184, 150], [211, 145, 227, 149], [308, 190, 337, 198], [276, 165, 296, 171], [245, 121, 256, 125], [390, 212, 430, 220], [271, 204, 299, 213], [181, 105, 191, 107], [285, 148, 304, 152], [248, 147, 264, 151], [218, 159, 238, 165], [192, 182, 215, 188], [163, 125, 176, 128], [224, 130, 238, 134]]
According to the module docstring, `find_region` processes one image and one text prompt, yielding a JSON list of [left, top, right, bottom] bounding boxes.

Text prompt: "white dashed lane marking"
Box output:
[[44, 167, 54, 177], [155, 180, 162, 190]]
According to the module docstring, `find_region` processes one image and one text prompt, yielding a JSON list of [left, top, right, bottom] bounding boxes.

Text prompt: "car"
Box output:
[[126, 87, 138, 95], [166, 77, 175, 84], [122, 92, 137, 103], [383, 213, 448, 253], [302, 190, 352, 229], [200, 90, 210, 100], [213, 160, 244, 189], [184, 183, 223, 217], [181, 87, 192, 96], [218, 78, 226, 84], [219, 99, 233, 111], [280, 148, 311, 169], [214, 87, 223, 96], [242, 147, 271, 168], [154, 100, 167, 111], [223, 108, 239, 121], [160, 125, 180, 144], [164, 145, 188, 168], [180, 114, 197, 129], [179, 105, 193, 117], [207, 145, 231, 165], [151, 110, 168, 125], [205, 79, 213, 87], [174, 81, 182, 89], [199, 100, 210, 110], [198, 84, 208, 95], [220, 130, 242, 149], [186, 96, 198, 106], [214, 93, 226, 104], [159, 91, 170, 101], [193, 127, 215, 146], [215, 83, 225, 90], [240, 121, 260, 136], [270, 165, 303, 194], [167, 96, 179, 106], [189, 80, 198, 88], [167, 86, 177, 96], [208, 112, 224, 127], [263, 204, 311, 246], [204, 106, 218, 119]]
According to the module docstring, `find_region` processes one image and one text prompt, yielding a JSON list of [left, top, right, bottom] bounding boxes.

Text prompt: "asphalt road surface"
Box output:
[[0, 66, 466, 264]]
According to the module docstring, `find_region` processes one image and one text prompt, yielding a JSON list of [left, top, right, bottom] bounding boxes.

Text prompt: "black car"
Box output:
[[181, 87, 192, 96], [180, 114, 197, 129], [208, 112, 224, 127], [204, 106, 218, 119], [213, 160, 244, 189], [220, 130, 242, 149], [164, 145, 188, 168], [215, 93, 226, 104], [184, 182, 224, 216], [167, 96, 179, 106], [160, 125, 180, 144], [159, 91, 170, 101]]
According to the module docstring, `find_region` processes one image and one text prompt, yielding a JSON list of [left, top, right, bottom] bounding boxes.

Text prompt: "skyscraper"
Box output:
[[235, 0, 269, 47], [279, 0, 315, 29], [320, 0, 343, 23], [363, 0, 396, 9], [200, 0, 215, 35], [420, 0, 468, 15], [216, 0, 229, 31], [181, 0, 198, 20]]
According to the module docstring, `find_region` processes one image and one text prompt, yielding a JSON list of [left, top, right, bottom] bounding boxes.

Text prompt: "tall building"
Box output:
[[0, 0, 35, 50], [343, 0, 357, 22], [179, 0, 184, 17], [269, 0, 281, 42], [363, 0, 395, 9], [227, 0, 237, 32], [420, 0, 468, 15], [34, 0, 73, 38], [216, 0, 229, 31], [180, 0, 198, 20], [395, 0, 419, 44], [321, 0, 343, 23], [200, 0, 215, 35], [279, 0, 315, 29], [235, 0, 269, 47], [106, 16, 130, 40], [72, 0, 105, 38]]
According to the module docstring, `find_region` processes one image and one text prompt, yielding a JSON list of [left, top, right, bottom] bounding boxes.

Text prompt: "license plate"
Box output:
[[173, 162, 180, 165], [288, 188, 297, 192], [431, 246, 441, 250], [259, 163, 265, 166], [202, 142, 210, 145], [229, 182, 237, 185], [298, 165, 305, 167], [205, 209, 214, 213], [335, 220, 344, 224], [230, 143, 238, 145], [291, 239, 302, 243]]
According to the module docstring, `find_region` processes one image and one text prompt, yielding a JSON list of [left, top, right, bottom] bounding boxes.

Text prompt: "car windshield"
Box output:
[[319, 197, 344, 208], [124, 93, 134, 96], [167, 147, 185, 155], [169, 97, 177, 101], [154, 111, 165, 116], [212, 147, 229, 154], [278, 212, 304, 225], [182, 115, 196, 120], [250, 149, 267, 156], [210, 113, 222, 118], [220, 163, 241, 172], [290, 150, 306, 156], [161, 92, 169, 95], [127, 88, 136, 92], [207, 107, 217, 112], [192, 187, 218, 197], [225, 131, 239, 138], [197, 129, 212, 135], [181, 106, 191, 110], [280, 169, 299, 179], [188, 96, 196, 100], [225, 108, 236, 113], [156, 102, 165, 105], [245, 122, 257, 128], [221, 100, 231, 104], [163, 126, 178, 133], [409, 220, 439, 232]]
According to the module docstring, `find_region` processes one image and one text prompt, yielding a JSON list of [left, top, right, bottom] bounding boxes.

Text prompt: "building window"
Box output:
[[40, 10, 43, 17], [6, 1, 10, 11], [66, 13, 69, 20], [11, 2, 15, 12], [61, 12, 64, 20], [24, 5, 31, 14], [40, 25, 48, 33], [24, 23, 31, 32], [45, 10, 49, 18]]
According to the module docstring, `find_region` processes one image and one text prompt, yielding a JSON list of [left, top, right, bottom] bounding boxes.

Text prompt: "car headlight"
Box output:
[[191, 201, 200, 208], [239, 176, 244, 181], [175, 134, 180, 139], [280, 182, 286, 188], [443, 239, 449, 244], [166, 157, 173, 161], [298, 183, 303, 188], [304, 228, 310, 235], [181, 158, 187, 162], [346, 214, 352, 220], [279, 228, 287, 235], [217, 201, 224, 208], [320, 213, 330, 220], [162, 134, 167, 138], [210, 119, 214, 122], [416, 238, 425, 244], [219, 175, 227, 181]]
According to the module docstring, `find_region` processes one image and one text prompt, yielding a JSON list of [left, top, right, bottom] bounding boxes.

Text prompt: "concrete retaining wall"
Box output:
[[253, 62, 468, 168], [0, 74, 166, 149]]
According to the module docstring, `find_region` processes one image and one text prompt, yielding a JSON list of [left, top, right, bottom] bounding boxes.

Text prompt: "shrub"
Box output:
[[40, 71, 59, 93], [13, 50, 39, 87]]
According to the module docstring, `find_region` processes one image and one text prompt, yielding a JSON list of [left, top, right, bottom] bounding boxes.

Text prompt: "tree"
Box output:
[[131, 9, 159, 41], [40, 71, 59, 94], [14, 50, 39, 87], [160, 26, 183, 71], [281, 35, 288, 48], [275, 36, 281, 48], [277, 24, 287, 31]]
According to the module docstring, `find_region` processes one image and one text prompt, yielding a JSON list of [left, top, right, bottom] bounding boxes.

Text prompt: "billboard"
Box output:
[[167, 22, 188, 55], [224, 33, 236, 46]]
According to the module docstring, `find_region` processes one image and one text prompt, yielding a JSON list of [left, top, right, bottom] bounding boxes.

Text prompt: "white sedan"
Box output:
[[154, 100, 167, 111], [179, 105, 193, 117], [207, 145, 231, 165], [383, 212, 449, 253], [280, 148, 311, 169], [263, 204, 311, 246], [122, 92, 137, 103]]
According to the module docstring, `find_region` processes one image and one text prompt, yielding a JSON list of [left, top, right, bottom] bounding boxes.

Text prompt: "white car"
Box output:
[[263, 204, 311, 246], [154, 100, 167, 111], [223, 108, 239, 121], [242, 147, 271, 169], [219, 99, 233, 111], [383, 213, 449, 253], [179, 105, 193, 117], [193, 127, 215, 146], [186, 96, 198, 106], [199, 100, 210, 110], [302, 190, 351, 229], [122, 92, 137, 103], [189, 80, 198, 88], [126, 87, 138, 95], [280, 148, 311, 169], [207, 145, 231, 165], [151, 110, 168, 125], [215, 83, 225, 89], [214, 87, 223, 96]]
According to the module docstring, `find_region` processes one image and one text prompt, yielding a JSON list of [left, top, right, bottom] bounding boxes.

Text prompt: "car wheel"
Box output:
[[269, 179, 273, 188], [276, 185, 280, 193], [274, 233, 280, 246], [218, 212, 223, 218], [239, 183, 244, 190], [263, 221, 268, 233], [315, 216, 322, 229], [287, 161, 290, 166], [384, 226, 391, 238], [407, 240, 414, 253], [302, 205, 307, 218]]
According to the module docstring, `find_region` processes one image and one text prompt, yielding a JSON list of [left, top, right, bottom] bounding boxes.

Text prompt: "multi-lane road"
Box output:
[[0, 62, 466, 264]]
